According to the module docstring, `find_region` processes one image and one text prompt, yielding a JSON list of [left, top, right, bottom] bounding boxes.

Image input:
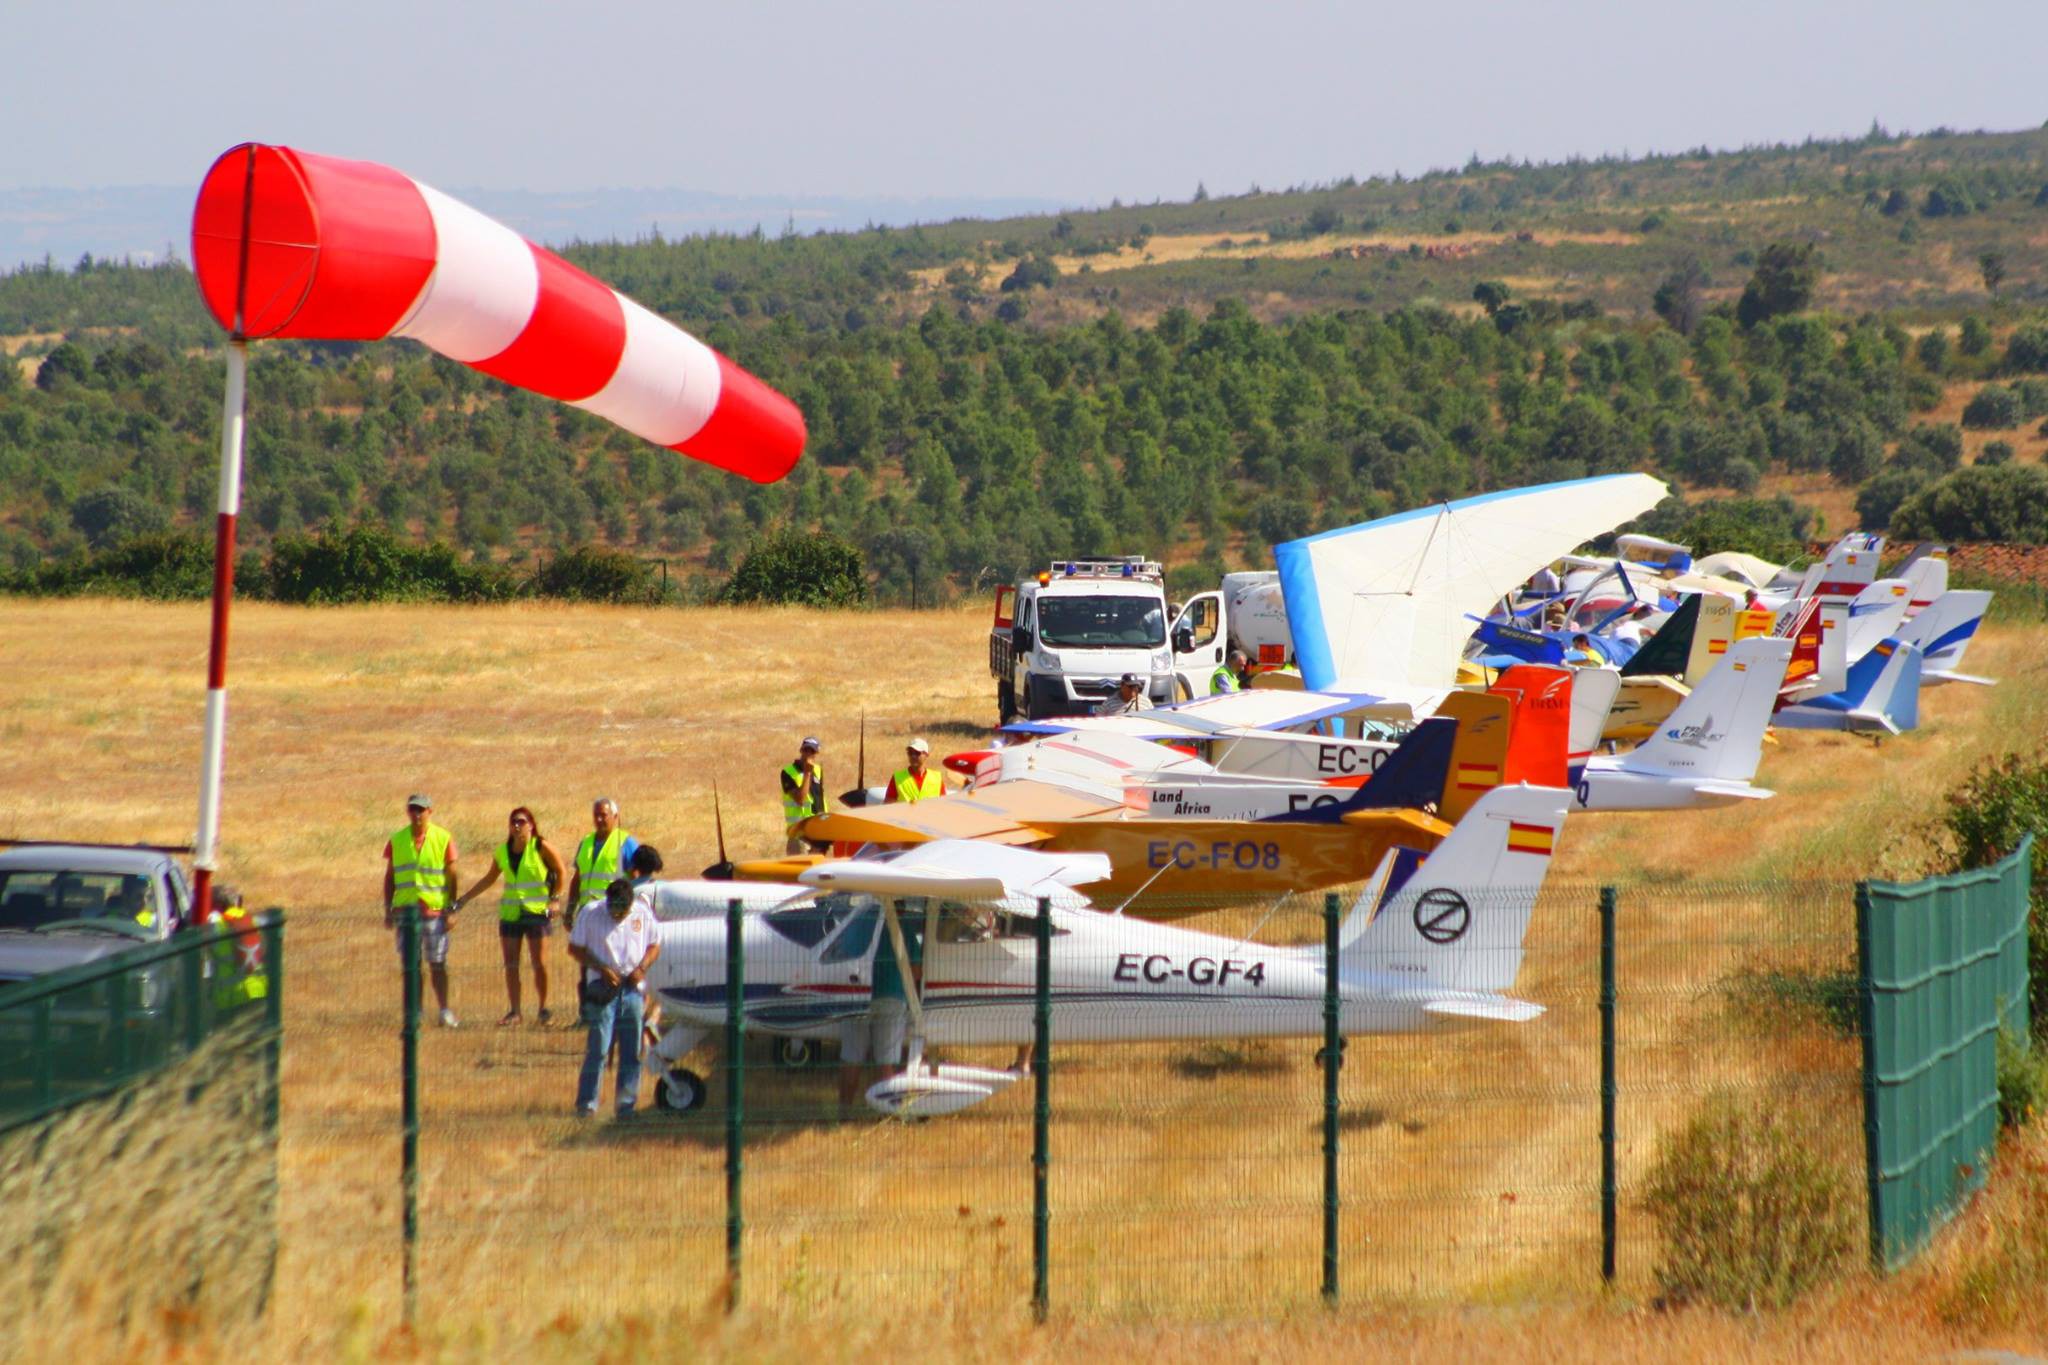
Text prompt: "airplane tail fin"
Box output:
[[1897, 547, 1950, 617], [1565, 667, 1620, 766], [1901, 589, 1991, 681], [1621, 592, 1699, 677], [1773, 596, 1824, 697], [1623, 637, 1791, 783], [1486, 664, 1573, 789], [1291, 714, 1459, 822], [1841, 637, 1923, 733], [1844, 578, 1913, 662], [1680, 594, 1736, 684], [1799, 532, 1885, 602], [1338, 785, 1567, 995]]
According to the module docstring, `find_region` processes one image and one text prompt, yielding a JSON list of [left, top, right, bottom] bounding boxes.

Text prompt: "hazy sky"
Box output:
[[9, 1, 2045, 203]]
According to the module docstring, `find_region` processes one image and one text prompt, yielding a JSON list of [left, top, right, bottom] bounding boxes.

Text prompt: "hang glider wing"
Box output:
[[1278, 474, 1668, 691]]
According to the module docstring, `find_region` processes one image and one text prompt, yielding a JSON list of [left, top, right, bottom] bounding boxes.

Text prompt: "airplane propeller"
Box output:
[[700, 779, 736, 880]]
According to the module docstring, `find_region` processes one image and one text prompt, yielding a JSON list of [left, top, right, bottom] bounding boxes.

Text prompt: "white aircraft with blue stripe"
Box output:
[[641, 785, 1570, 1117]]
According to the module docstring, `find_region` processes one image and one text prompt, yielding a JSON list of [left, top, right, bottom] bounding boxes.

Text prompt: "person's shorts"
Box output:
[[393, 915, 450, 965], [498, 915, 552, 940], [838, 997, 908, 1066]]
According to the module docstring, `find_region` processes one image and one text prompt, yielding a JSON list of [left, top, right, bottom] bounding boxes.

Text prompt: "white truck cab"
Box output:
[[989, 559, 1226, 721]]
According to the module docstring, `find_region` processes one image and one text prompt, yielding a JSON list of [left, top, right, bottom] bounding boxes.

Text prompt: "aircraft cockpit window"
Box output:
[[820, 902, 881, 963], [935, 901, 997, 944]]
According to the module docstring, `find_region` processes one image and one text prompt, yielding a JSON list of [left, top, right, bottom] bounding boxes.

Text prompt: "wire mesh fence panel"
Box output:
[[1608, 880, 1867, 1302], [0, 916, 282, 1355]]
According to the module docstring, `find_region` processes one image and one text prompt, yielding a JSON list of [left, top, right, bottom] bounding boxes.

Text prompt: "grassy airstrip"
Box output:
[[3, 598, 2047, 1359]]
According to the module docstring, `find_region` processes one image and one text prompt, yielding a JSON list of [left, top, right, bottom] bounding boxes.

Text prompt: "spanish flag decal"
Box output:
[[1708, 639, 1729, 654], [1506, 822, 1555, 856], [1455, 762, 1504, 791]]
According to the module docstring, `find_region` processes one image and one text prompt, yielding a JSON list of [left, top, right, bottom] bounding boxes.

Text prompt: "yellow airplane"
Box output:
[[784, 671, 1569, 918]]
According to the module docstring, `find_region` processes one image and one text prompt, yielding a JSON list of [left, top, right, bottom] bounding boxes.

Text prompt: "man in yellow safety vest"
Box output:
[[886, 737, 945, 803], [384, 793, 462, 1027], [780, 735, 830, 853], [566, 798, 638, 931]]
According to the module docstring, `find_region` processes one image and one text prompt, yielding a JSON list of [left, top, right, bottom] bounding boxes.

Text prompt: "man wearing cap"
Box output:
[[383, 794, 462, 1028], [886, 738, 945, 803], [565, 798, 638, 931], [1093, 673, 1154, 717], [568, 879, 661, 1118], [780, 736, 830, 853]]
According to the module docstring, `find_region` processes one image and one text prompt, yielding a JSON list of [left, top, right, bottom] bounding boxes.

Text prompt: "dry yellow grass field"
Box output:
[[3, 598, 2046, 1359]]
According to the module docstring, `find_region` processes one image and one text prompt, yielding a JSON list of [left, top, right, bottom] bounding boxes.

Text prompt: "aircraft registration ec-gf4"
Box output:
[[641, 783, 1566, 1117]]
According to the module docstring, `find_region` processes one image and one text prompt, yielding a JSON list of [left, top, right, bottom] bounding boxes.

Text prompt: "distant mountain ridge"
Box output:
[[0, 182, 1067, 272]]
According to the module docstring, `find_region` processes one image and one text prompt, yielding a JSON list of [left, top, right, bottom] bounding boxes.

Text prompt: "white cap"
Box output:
[[907, 737, 931, 754]]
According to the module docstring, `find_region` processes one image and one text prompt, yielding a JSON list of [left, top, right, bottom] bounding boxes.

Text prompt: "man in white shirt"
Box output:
[[568, 879, 660, 1117]]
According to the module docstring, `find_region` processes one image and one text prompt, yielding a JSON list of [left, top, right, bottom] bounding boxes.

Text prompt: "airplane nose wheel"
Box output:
[[655, 1067, 707, 1113], [1314, 1039, 1347, 1069], [772, 1037, 821, 1069]]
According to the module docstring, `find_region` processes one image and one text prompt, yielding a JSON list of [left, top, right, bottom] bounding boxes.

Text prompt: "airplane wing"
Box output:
[[1004, 688, 1392, 739], [1278, 474, 1667, 690], [799, 841, 1112, 901], [803, 782, 1122, 847]]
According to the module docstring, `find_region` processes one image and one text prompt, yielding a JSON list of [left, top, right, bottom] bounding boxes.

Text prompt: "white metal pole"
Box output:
[[191, 339, 246, 922]]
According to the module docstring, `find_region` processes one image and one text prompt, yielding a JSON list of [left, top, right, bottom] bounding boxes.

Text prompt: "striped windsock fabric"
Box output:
[[190, 143, 804, 483]]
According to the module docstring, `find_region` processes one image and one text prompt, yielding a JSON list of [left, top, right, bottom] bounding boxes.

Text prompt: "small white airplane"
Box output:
[[642, 783, 1571, 1117], [1568, 637, 1791, 810]]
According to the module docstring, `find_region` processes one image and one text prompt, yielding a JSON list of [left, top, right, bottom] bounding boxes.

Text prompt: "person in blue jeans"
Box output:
[[568, 879, 660, 1117]]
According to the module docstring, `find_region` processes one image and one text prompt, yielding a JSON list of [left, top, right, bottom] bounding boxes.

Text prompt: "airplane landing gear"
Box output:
[[772, 1037, 822, 1069], [655, 1066, 707, 1113]]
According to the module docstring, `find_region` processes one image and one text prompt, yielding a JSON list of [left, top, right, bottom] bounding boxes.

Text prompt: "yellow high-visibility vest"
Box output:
[[391, 823, 453, 915], [575, 830, 630, 900], [494, 839, 551, 921], [211, 903, 268, 1009], [891, 768, 944, 803], [781, 762, 829, 833]]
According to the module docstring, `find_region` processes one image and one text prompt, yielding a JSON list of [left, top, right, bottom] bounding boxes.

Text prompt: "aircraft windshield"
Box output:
[[820, 904, 881, 963], [1038, 595, 1165, 648], [763, 892, 872, 949]]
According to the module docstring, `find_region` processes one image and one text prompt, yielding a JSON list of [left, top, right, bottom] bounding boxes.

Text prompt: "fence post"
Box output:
[[1599, 886, 1617, 1285], [1032, 895, 1051, 1323], [399, 902, 420, 1326], [1322, 891, 1340, 1305], [725, 897, 744, 1313], [1855, 881, 1884, 1272]]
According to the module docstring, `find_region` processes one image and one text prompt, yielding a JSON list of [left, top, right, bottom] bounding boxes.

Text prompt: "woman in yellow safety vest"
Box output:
[[452, 806, 566, 1027]]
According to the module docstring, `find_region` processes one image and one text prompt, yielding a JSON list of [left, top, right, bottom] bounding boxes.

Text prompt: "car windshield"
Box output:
[[0, 870, 156, 931], [1038, 595, 1165, 648]]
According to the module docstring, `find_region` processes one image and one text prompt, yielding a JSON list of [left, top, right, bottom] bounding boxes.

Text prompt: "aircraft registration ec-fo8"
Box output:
[[642, 783, 1570, 1118]]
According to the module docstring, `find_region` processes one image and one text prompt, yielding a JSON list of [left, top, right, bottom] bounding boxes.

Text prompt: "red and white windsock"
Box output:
[[190, 143, 805, 482]]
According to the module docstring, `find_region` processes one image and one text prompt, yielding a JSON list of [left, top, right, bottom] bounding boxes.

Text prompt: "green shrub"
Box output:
[[1857, 468, 1931, 532], [1997, 1026, 2046, 1129], [1981, 441, 2016, 467], [265, 524, 517, 604], [1964, 384, 2023, 430], [718, 529, 866, 607], [1892, 465, 2048, 543], [1944, 754, 2048, 1040], [3, 531, 218, 600], [2006, 323, 2048, 375], [532, 544, 663, 603], [1642, 1094, 1858, 1309]]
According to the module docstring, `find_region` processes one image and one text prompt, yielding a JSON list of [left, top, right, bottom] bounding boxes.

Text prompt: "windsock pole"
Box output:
[[191, 146, 254, 926], [190, 340, 244, 925]]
